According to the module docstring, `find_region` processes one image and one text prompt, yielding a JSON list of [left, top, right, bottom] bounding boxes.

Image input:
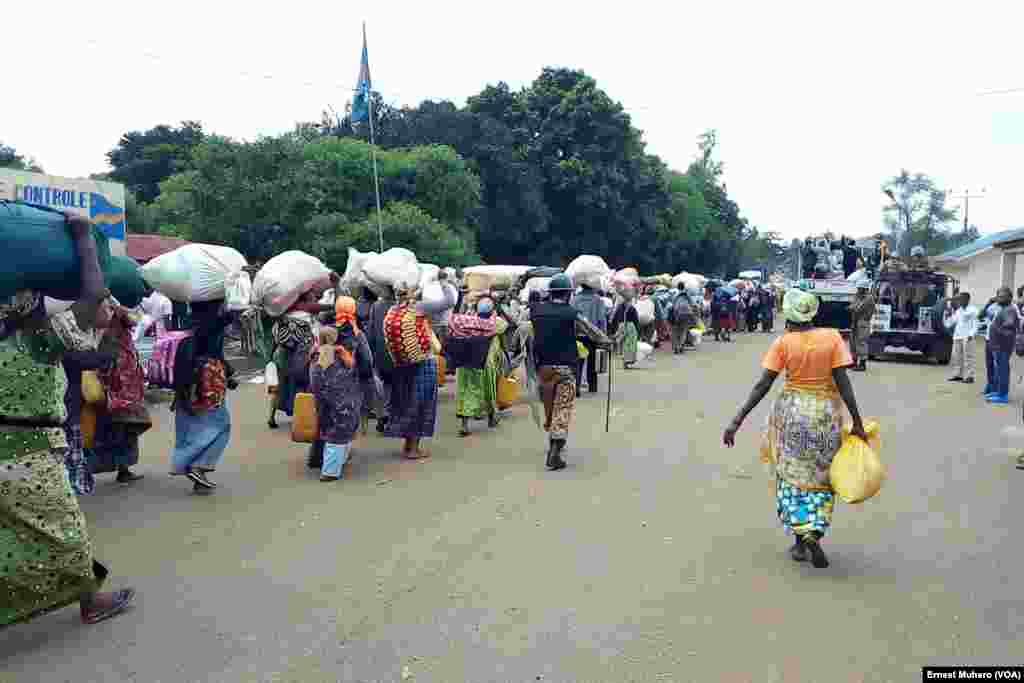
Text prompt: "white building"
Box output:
[[933, 228, 1024, 299]]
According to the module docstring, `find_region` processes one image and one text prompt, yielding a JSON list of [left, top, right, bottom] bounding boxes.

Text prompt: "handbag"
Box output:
[[81, 371, 106, 404]]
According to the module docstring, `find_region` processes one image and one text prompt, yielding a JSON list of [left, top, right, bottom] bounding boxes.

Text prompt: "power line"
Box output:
[[80, 39, 659, 114], [976, 86, 1024, 96]]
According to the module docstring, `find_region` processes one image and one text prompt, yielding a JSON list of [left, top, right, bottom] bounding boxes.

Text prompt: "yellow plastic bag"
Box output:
[[81, 370, 105, 405], [497, 375, 520, 409], [80, 402, 97, 449], [830, 420, 884, 503], [576, 341, 589, 359], [291, 393, 319, 444], [694, 319, 706, 334]]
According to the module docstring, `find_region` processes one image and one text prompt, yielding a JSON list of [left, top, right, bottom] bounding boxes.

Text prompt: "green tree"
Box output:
[[882, 170, 961, 256], [0, 143, 42, 172], [107, 121, 205, 202]]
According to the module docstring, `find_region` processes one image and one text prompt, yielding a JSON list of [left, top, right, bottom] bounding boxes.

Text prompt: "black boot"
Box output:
[[803, 532, 829, 569], [546, 439, 567, 471], [789, 537, 809, 563]]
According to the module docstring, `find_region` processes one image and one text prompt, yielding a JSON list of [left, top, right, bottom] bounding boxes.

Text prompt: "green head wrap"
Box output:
[[783, 288, 819, 324]]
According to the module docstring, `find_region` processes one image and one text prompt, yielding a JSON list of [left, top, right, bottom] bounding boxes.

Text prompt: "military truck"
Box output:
[[795, 277, 861, 333], [867, 268, 958, 365]]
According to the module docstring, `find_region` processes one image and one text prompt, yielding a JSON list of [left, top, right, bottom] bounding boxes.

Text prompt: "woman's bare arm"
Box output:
[[832, 367, 867, 439]]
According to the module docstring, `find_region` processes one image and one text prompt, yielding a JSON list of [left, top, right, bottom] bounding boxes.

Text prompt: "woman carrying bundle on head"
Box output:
[[449, 297, 510, 437], [380, 283, 453, 459]]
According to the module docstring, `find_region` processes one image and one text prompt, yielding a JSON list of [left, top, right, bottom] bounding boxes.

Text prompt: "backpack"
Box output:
[[145, 330, 195, 389]]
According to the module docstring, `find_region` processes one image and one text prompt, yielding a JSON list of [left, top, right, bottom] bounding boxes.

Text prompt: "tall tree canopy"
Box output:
[[881, 170, 978, 256], [112, 67, 778, 277], [0, 143, 42, 172], [107, 121, 205, 202]]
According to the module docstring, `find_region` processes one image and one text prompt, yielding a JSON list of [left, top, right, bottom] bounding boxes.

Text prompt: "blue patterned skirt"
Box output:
[[384, 358, 438, 439], [776, 477, 835, 537]]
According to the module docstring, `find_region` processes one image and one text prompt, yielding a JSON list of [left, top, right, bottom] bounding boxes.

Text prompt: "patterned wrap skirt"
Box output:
[[762, 387, 843, 537], [1, 428, 105, 626], [538, 365, 576, 440], [384, 358, 438, 439]]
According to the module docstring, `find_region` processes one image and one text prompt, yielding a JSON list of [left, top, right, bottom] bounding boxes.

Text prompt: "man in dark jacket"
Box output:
[[530, 275, 610, 471], [978, 286, 1019, 404]]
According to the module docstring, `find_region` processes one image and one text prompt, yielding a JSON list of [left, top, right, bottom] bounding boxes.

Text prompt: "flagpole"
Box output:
[[364, 22, 384, 253]]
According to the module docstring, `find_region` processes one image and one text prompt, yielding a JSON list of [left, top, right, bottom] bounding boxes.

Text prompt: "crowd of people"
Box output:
[[14, 216, 1023, 639]]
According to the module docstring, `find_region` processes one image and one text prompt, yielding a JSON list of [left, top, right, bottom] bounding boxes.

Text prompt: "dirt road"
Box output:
[[1, 332, 1020, 682]]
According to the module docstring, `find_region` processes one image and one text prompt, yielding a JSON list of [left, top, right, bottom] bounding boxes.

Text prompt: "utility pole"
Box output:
[[947, 187, 987, 232]]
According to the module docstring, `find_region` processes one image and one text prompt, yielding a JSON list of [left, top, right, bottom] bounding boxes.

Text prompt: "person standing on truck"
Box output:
[[848, 283, 876, 372], [944, 292, 978, 384], [978, 286, 1019, 405]]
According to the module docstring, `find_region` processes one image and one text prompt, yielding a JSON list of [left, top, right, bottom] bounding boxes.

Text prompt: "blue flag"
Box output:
[[351, 26, 371, 123]]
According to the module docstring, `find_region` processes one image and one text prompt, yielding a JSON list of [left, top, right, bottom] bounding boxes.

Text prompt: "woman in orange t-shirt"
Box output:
[[723, 289, 867, 569]]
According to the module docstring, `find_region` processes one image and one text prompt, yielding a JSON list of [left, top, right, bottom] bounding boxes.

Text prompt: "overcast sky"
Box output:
[[6, 0, 1022, 240]]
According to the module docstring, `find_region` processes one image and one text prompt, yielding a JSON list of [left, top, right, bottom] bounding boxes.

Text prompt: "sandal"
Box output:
[[404, 449, 430, 460], [81, 588, 136, 625]]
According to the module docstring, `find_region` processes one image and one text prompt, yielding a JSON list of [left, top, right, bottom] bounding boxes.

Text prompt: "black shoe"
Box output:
[[964, 378, 975, 384], [546, 440, 567, 471], [268, 419, 279, 430], [948, 377, 963, 382], [803, 535, 829, 569], [790, 539, 809, 563], [376, 417, 388, 434], [186, 470, 216, 489], [116, 469, 143, 484], [193, 482, 213, 495]]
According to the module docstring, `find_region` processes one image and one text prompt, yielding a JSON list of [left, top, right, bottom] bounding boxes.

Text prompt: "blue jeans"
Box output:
[[984, 342, 997, 394], [321, 442, 352, 479], [992, 349, 1011, 399]]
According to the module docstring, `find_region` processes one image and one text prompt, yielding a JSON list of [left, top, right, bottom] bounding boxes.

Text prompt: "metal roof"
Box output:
[[934, 228, 1024, 262]]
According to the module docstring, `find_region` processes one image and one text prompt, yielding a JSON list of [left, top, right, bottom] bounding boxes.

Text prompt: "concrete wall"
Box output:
[[940, 249, 1020, 301]]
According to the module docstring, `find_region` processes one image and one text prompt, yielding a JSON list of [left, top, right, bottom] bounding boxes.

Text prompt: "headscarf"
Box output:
[[783, 289, 819, 324], [335, 295, 360, 333], [316, 325, 354, 369]]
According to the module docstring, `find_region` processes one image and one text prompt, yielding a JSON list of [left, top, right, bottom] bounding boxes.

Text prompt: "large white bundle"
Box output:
[[418, 264, 441, 290], [565, 255, 611, 289], [363, 248, 420, 292], [519, 276, 552, 302], [141, 244, 247, 303], [672, 272, 706, 292], [252, 250, 332, 317], [635, 297, 656, 326], [612, 267, 641, 294], [847, 269, 870, 284], [463, 265, 532, 292], [341, 247, 377, 295]]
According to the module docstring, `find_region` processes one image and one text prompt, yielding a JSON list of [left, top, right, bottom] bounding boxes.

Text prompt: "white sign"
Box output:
[[0, 169, 126, 256], [871, 304, 891, 332]]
